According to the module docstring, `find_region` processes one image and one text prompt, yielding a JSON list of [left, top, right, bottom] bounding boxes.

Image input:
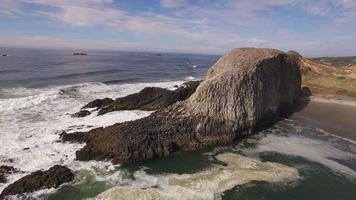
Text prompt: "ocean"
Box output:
[[0, 48, 355, 200]]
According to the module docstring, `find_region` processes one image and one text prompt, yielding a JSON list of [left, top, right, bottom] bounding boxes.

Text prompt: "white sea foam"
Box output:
[[192, 65, 197, 68], [185, 76, 195, 80], [246, 134, 356, 178], [0, 81, 183, 193], [93, 153, 299, 200]]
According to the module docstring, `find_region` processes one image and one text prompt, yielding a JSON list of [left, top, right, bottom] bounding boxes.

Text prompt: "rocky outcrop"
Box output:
[[0, 165, 74, 199], [82, 98, 114, 110], [0, 175, 4, 184], [62, 48, 301, 165], [71, 110, 91, 118], [0, 166, 18, 184], [98, 80, 201, 115], [74, 81, 201, 117]]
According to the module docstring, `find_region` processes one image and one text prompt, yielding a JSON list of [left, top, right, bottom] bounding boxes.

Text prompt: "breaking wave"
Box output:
[[0, 80, 183, 193]]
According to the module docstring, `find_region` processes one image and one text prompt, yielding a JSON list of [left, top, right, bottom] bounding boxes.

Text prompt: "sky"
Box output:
[[0, 0, 355, 56]]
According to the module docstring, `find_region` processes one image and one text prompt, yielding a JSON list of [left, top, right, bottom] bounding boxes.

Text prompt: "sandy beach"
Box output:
[[293, 97, 356, 142]]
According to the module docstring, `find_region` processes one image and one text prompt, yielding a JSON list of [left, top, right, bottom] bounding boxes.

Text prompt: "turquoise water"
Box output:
[[44, 119, 356, 200]]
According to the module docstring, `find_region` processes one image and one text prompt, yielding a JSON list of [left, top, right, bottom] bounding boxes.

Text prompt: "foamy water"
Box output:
[[235, 120, 356, 180], [0, 81, 183, 193], [250, 134, 356, 178], [1, 82, 356, 199], [93, 153, 299, 200], [185, 76, 195, 80]]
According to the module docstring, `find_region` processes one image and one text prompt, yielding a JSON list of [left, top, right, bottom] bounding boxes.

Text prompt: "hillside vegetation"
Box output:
[[293, 53, 356, 98], [313, 56, 356, 68]]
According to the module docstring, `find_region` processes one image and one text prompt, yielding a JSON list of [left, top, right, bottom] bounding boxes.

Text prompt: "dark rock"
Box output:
[[82, 98, 114, 110], [0, 166, 18, 184], [300, 87, 312, 97], [71, 110, 91, 118], [96, 80, 201, 115], [61, 48, 301, 165], [0, 165, 74, 198], [98, 87, 171, 115], [73, 53, 87, 56]]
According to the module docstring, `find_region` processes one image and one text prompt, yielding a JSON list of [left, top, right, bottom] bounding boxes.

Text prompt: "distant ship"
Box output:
[[73, 53, 87, 56], [2, 54, 9, 57]]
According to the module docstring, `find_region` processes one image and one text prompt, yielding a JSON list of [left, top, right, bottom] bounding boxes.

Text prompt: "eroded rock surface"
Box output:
[[73, 81, 201, 117], [97, 80, 201, 115], [0, 165, 74, 199], [62, 48, 301, 165], [0, 166, 18, 184]]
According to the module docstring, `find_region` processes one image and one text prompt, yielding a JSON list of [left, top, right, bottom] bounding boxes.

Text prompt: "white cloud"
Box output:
[[160, 0, 185, 8], [2, 0, 266, 51], [0, 35, 141, 50], [0, 0, 25, 15], [0, 0, 355, 56]]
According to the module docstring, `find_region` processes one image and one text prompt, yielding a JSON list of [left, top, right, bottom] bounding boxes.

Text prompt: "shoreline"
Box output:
[[309, 95, 356, 107], [293, 96, 356, 142]]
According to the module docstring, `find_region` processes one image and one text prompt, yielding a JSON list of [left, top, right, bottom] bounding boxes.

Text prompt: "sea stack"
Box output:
[[62, 48, 301, 164]]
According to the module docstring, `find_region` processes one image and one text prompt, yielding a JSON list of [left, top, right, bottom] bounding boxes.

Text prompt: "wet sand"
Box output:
[[292, 97, 356, 142]]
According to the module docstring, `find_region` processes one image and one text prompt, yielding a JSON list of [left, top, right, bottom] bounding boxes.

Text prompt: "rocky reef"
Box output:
[[97, 80, 201, 115], [71, 81, 201, 117], [71, 110, 91, 118], [0, 165, 74, 199], [62, 48, 301, 165]]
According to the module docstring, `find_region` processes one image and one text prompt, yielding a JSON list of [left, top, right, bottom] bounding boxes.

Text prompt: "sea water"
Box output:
[[0, 48, 355, 200]]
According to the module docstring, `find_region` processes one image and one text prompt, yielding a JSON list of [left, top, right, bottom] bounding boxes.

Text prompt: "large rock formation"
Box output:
[[0, 165, 74, 199], [62, 48, 301, 165]]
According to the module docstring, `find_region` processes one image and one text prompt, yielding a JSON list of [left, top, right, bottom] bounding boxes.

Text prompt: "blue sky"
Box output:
[[0, 0, 355, 56]]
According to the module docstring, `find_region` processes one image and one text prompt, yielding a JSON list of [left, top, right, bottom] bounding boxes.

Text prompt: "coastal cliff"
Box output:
[[61, 48, 301, 164]]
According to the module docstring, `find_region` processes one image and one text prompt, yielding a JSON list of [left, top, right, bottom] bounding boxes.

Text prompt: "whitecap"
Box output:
[[185, 76, 195, 80], [0, 80, 183, 193]]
